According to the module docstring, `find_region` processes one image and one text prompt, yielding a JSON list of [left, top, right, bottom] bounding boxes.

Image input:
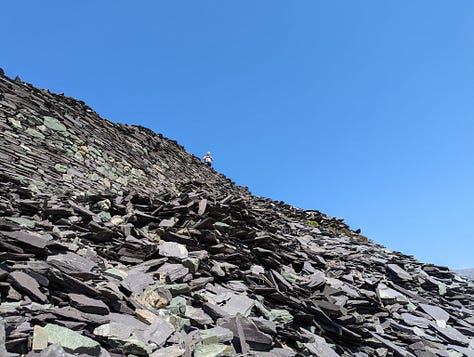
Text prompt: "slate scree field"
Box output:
[[0, 70, 473, 357]]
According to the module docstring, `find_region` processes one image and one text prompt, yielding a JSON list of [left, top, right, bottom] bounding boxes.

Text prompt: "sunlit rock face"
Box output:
[[1, 71, 473, 356]]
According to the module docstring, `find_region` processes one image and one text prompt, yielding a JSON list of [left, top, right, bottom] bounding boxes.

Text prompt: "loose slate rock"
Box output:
[[44, 323, 101, 356], [47, 252, 98, 279], [8, 271, 48, 303], [1, 72, 474, 357], [159, 241, 189, 259], [68, 293, 110, 315]]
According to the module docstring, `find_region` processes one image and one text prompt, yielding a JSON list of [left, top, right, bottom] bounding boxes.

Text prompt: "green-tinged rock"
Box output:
[[160, 310, 190, 331], [281, 271, 304, 284], [44, 323, 101, 355], [97, 211, 112, 221], [28, 302, 53, 311], [183, 258, 200, 273], [0, 301, 21, 313], [25, 128, 45, 139], [199, 326, 234, 345], [437, 282, 448, 296], [210, 261, 237, 278], [43, 116, 67, 132], [193, 343, 235, 357], [8, 117, 22, 128], [160, 162, 169, 170], [88, 146, 102, 157], [94, 199, 111, 211], [213, 222, 230, 228], [4, 216, 36, 228], [54, 163, 68, 173], [270, 309, 294, 325], [307, 220, 319, 227], [447, 351, 463, 357], [165, 283, 190, 296], [97, 166, 111, 178], [90, 173, 100, 181], [150, 345, 185, 357], [32, 325, 48, 351], [74, 151, 84, 162], [0, 301, 21, 309], [166, 297, 187, 315], [104, 268, 128, 281], [107, 331, 155, 356]]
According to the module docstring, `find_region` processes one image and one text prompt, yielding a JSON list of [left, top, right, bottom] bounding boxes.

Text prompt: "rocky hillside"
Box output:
[[1, 70, 473, 357]]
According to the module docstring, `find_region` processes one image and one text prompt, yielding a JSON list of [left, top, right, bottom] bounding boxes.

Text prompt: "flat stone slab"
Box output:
[[2, 230, 51, 249], [8, 270, 48, 302], [68, 293, 110, 315], [419, 304, 450, 327], [47, 252, 98, 279], [159, 241, 189, 259], [44, 323, 101, 355]]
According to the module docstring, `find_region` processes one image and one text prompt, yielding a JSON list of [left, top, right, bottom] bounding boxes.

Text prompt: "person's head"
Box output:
[[206, 151, 211, 156]]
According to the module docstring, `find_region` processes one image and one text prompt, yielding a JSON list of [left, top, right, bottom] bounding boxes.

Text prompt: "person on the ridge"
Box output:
[[202, 151, 213, 167]]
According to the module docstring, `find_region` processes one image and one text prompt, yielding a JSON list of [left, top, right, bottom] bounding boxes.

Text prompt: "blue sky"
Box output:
[[2, 1, 473, 269]]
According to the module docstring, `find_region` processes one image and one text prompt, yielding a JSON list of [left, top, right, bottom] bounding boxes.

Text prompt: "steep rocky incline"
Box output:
[[1, 71, 473, 357]]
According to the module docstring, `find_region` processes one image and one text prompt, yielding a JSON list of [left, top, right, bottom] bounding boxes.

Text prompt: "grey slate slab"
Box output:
[[159, 241, 189, 259], [387, 264, 413, 281], [430, 324, 471, 346], [222, 294, 255, 317], [144, 316, 175, 346], [8, 271, 48, 302], [47, 252, 98, 279], [1, 230, 52, 249], [218, 316, 273, 349], [68, 293, 110, 315], [419, 304, 450, 327]]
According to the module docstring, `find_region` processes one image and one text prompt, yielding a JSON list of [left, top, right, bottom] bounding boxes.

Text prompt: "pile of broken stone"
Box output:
[[1, 71, 474, 356], [1, 175, 474, 356]]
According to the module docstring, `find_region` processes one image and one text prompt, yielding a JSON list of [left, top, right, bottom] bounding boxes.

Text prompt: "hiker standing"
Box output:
[[202, 151, 213, 166]]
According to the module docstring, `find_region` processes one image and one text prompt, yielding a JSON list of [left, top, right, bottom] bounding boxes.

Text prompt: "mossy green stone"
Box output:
[[25, 128, 45, 139], [44, 323, 101, 355], [43, 116, 67, 132], [307, 220, 319, 227], [281, 271, 303, 284], [166, 296, 187, 315], [194, 343, 234, 357], [54, 163, 68, 173], [270, 309, 294, 325], [97, 211, 112, 221], [165, 283, 190, 296], [107, 332, 155, 355], [4, 216, 36, 228]]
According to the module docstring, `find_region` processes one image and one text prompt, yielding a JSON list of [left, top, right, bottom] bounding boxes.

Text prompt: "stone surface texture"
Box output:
[[0, 71, 473, 356]]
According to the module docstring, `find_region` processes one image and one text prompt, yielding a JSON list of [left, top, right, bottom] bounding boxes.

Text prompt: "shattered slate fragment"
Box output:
[[68, 293, 110, 315], [44, 323, 101, 355], [159, 241, 189, 259], [8, 271, 48, 302]]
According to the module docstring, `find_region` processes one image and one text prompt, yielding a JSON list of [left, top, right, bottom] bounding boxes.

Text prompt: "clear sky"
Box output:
[[2, 1, 473, 269]]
